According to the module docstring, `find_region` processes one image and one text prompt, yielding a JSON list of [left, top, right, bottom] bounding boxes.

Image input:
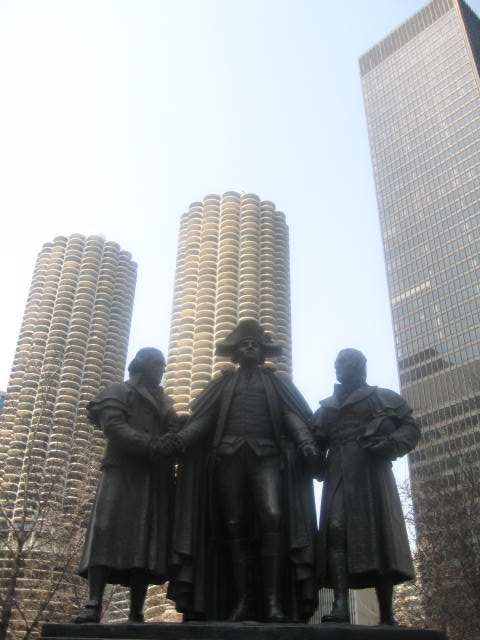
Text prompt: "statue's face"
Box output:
[[335, 351, 365, 386], [235, 338, 263, 366], [142, 355, 166, 385]]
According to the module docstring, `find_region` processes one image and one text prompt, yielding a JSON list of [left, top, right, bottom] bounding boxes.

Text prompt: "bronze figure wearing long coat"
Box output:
[[311, 348, 420, 625], [312, 384, 419, 587], [78, 380, 177, 583], [75, 348, 180, 624]]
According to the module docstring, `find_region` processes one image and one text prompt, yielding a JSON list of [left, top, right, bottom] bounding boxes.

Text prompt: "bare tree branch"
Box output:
[[0, 362, 95, 640], [394, 453, 480, 639]]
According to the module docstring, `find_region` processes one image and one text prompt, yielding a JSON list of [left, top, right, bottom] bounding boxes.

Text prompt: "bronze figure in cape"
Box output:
[[167, 320, 319, 623]]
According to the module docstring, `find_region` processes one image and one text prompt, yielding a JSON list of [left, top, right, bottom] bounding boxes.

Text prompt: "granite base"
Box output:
[[41, 622, 447, 640]]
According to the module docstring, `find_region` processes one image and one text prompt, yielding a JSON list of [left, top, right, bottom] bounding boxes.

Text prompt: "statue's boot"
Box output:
[[262, 533, 288, 623], [321, 549, 350, 623], [74, 601, 101, 624], [74, 566, 107, 623], [321, 598, 350, 623], [376, 576, 398, 625], [227, 539, 256, 622], [129, 570, 148, 623]]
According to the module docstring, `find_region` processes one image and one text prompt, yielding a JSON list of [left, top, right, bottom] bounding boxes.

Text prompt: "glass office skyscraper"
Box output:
[[360, 0, 480, 485]]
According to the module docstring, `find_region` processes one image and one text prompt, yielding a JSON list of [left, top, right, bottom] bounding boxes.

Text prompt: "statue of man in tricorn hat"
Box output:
[[166, 319, 319, 623]]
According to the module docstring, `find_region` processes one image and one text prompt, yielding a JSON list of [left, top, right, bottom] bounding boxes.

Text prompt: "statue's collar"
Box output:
[[129, 380, 166, 413], [321, 384, 377, 409]]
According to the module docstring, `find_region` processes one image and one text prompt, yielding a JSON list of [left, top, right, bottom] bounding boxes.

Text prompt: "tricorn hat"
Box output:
[[215, 319, 282, 361]]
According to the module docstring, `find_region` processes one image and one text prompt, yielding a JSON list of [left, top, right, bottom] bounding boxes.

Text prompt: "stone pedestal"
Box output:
[[41, 622, 447, 640]]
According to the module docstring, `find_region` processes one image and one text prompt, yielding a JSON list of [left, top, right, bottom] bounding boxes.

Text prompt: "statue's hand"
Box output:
[[154, 433, 185, 457], [298, 440, 320, 458], [367, 436, 398, 460], [298, 441, 325, 479]]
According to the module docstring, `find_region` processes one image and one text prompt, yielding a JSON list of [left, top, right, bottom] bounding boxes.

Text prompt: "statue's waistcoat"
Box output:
[[223, 369, 274, 439]]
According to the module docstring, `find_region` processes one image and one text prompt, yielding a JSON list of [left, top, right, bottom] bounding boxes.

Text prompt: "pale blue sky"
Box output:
[[2, 1, 478, 484]]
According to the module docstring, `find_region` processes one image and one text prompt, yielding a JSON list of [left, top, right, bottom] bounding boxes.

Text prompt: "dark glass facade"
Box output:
[[360, 0, 480, 483]]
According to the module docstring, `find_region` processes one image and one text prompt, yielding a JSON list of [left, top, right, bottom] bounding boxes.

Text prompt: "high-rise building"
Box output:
[[360, 2, 480, 630], [0, 234, 137, 636], [360, 0, 480, 482], [163, 191, 292, 413]]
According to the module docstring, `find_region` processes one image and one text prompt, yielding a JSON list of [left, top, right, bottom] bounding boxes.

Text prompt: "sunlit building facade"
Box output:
[[360, 0, 480, 483], [0, 234, 137, 635], [163, 191, 292, 412]]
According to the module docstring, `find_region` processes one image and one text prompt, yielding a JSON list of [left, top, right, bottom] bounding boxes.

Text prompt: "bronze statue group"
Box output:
[[74, 320, 420, 627]]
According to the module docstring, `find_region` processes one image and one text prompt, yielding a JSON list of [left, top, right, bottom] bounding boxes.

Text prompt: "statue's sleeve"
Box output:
[[88, 384, 155, 459], [102, 408, 157, 458], [177, 412, 214, 448], [87, 383, 130, 426], [176, 374, 228, 448], [283, 408, 316, 446], [310, 407, 330, 450], [390, 408, 420, 456], [375, 388, 421, 456]]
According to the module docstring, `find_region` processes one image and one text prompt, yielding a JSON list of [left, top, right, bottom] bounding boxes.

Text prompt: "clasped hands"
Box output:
[[151, 432, 185, 458], [298, 440, 320, 458]]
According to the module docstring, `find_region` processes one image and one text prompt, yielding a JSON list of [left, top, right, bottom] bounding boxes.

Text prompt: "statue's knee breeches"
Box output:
[[252, 456, 283, 534]]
